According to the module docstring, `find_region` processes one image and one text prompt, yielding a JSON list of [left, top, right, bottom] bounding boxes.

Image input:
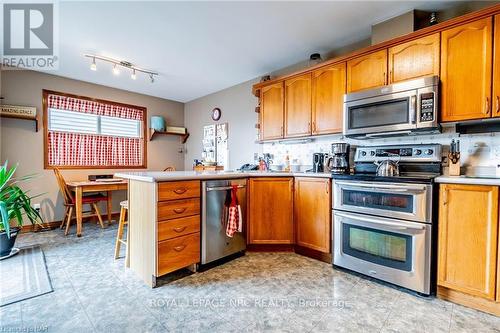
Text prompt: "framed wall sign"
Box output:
[[0, 105, 37, 119]]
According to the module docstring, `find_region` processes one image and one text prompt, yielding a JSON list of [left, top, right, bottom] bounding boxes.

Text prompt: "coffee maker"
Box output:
[[328, 143, 350, 174], [312, 153, 324, 173]]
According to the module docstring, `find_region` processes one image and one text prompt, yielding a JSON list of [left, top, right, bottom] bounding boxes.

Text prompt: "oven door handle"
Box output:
[[334, 211, 426, 231], [334, 181, 427, 192]]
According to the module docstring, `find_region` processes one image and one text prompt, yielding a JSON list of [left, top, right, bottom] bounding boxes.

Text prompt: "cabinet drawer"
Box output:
[[158, 215, 200, 241], [158, 198, 200, 221], [158, 181, 200, 201], [157, 232, 200, 276]]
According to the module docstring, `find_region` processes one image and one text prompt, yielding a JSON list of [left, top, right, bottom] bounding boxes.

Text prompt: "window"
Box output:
[[43, 90, 147, 169]]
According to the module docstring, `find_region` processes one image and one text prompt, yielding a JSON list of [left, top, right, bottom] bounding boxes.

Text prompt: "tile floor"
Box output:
[[1, 223, 499, 333]]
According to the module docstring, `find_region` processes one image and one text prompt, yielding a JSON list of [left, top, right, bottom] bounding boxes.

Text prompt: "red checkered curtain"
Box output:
[[46, 93, 145, 168]]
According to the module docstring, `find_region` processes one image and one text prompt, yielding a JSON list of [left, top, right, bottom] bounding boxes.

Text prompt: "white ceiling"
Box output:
[[47, 1, 463, 102]]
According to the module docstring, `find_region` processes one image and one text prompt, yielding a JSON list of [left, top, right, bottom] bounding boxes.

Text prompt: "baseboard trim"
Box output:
[[246, 244, 295, 252], [437, 286, 500, 316], [21, 212, 121, 233], [294, 245, 332, 264]]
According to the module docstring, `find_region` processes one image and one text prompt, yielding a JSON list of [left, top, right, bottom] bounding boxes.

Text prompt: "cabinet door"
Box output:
[[493, 15, 500, 118], [388, 33, 440, 84], [248, 177, 294, 244], [312, 63, 346, 135], [285, 73, 312, 137], [438, 184, 499, 300], [295, 177, 331, 253], [261, 82, 284, 140], [347, 49, 387, 93], [440, 18, 493, 122]]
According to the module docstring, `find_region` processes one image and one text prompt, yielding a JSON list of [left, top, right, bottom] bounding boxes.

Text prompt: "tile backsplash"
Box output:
[[261, 126, 500, 176]]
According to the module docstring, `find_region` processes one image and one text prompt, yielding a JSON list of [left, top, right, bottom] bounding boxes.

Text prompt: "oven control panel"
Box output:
[[355, 144, 441, 162], [419, 92, 435, 122]]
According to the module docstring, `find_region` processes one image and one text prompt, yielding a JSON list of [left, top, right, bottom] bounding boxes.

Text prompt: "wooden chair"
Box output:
[[114, 200, 129, 267], [53, 169, 107, 235], [163, 166, 176, 171]]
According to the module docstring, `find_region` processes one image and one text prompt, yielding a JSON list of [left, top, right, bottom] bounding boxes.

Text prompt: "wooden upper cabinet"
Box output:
[[312, 63, 346, 135], [493, 15, 500, 118], [440, 18, 493, 122], [285, 73, 312, 137], [388, 33, 440, 84], [295, 177, 331, 253], [438, 184, 499, 300], [248, 177, 294, 244], [261, 82, 284, 140], [347, 49, 388, 93]]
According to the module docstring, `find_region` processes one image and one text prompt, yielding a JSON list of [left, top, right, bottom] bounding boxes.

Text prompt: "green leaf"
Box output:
[[0, 201, 10, 238]]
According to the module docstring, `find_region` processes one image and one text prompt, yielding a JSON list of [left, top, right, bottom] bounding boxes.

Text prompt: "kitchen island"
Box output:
[[115, 170, 332, 287]]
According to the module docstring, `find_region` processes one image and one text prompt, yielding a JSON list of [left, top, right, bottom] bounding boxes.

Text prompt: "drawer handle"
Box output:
[[173, 226, 187, 233], [173, 245, 186, 252], [173, 208, 187, 214], [173, 188, 187, 194]]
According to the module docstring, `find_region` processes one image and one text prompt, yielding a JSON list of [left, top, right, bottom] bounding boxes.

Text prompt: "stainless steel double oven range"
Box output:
[[332, 144, 441, 295]]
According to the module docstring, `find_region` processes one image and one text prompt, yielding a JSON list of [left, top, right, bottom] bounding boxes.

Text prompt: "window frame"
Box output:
[[43, 89, 148, 170]]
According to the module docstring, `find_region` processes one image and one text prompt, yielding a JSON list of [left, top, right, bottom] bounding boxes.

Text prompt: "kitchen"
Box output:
[[2, 1, 500, 332]]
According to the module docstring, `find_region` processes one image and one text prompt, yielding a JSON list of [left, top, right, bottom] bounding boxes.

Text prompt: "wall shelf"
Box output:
[[149, 128, 189, 143], [0, 114, 39, 132]]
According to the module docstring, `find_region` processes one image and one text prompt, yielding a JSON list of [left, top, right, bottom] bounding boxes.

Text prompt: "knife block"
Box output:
[[449, 161, 460, 176]]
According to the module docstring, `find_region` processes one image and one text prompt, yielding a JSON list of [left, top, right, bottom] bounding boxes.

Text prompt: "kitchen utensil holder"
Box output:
[[448, 152, 461, 176]]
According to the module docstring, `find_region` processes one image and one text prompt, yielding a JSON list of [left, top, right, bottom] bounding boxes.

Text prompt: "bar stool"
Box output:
[[114, 200, 129, 267]]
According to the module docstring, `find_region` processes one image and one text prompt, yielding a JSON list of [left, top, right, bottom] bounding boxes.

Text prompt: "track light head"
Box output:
[[90, 57, 97, 71], [131, 69, 137, 80], [112, 64, 120, 75], [150, 74, 155, 83]]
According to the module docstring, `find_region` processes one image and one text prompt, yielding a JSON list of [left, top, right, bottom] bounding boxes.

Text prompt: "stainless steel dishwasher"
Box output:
[[201, 178, 247, 265]]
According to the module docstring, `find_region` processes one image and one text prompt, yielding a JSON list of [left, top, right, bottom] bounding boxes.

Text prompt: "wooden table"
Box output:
[[66, 180, 128, 237]]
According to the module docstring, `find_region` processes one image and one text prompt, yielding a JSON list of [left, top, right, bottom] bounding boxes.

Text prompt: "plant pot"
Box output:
[[0, 227, 20, 257]]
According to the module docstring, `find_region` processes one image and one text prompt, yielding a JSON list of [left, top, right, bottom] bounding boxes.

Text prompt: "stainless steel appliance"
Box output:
[[344, 75, 439, 138], [202, 179, 247, 265], [332, 144, 441, 295], [329, 143, 350, 174], [313, 153, 325, 173]]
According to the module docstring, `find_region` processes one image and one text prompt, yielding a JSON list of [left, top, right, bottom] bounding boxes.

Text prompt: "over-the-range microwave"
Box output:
[[343, 75, 440, 138]]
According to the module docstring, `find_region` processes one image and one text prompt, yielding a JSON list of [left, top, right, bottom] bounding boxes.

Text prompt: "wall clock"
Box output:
[[211, 107, 221, 121]]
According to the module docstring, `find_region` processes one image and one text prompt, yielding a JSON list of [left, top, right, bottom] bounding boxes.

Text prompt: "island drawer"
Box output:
[[157, 232, 200, 276], [158, 181, 200, 201], [158, 198, 200, 220], [158, 215, 200, 241]]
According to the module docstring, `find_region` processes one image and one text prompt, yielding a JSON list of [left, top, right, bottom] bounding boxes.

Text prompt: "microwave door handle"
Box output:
[[335, 211, 425, 231], [410, 95, 417, 124]]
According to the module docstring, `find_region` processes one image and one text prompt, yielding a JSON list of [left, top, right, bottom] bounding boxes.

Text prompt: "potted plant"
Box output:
[[0, 161, 43, 257]]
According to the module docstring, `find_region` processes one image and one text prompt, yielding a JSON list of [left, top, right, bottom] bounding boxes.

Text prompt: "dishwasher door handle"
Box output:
[[206, 185, 246, 191]]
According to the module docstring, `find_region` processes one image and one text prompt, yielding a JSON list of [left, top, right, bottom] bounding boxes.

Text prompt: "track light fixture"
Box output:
[[90, 57, 97, 71], [84, 54, 158, 83], [112, 64, 120, 75]]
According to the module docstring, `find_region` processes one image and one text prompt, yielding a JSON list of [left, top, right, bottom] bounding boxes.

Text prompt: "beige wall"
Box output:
[[0, 70, 185, 225]]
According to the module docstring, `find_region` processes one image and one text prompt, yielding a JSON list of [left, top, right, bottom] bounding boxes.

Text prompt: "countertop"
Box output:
[[435, 175, 500, 186], [114, 170, 332, 182]]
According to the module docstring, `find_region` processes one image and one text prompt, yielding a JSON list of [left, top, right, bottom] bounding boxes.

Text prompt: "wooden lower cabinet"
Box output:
[[248, 177, 294, 244], [437, 183, 500, 315], [157, 232, 200, 276], [294, 177, 331, 253]]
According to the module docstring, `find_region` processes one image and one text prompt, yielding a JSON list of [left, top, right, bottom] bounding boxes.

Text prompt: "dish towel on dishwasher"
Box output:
[[226, 185, 242, 237]]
